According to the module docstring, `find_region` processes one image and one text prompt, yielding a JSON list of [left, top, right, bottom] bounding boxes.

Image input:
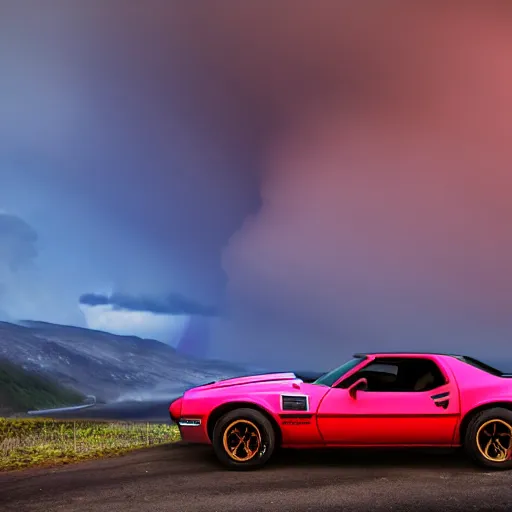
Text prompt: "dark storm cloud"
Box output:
[[0, 213, 38, 271], [0, 0, 265, 306], [79, 292, 218, 316], [3, 1, 512, 367], [0, 213, 46, 323]]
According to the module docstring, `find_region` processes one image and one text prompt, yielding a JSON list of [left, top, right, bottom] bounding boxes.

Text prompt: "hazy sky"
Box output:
[[1, 1, 512, 369]]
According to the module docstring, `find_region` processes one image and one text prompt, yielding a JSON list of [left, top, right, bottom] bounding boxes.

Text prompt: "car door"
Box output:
[[316, 357, 460, 446]]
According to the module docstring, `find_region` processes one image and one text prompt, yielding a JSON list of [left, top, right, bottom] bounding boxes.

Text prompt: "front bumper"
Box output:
[[168, 396, 209, 443], [169, 396, 183, 423]]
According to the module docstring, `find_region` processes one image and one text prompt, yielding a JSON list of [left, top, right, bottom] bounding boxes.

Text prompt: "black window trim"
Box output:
[[314, 356, 368, 387], [453, 355, 504, 377]]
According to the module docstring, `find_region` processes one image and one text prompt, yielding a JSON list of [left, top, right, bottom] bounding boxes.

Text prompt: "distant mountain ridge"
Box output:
[[0, 320, 250, 403]]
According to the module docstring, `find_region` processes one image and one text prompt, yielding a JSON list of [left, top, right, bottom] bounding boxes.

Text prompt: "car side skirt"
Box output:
[[280, 443, 462, 449]]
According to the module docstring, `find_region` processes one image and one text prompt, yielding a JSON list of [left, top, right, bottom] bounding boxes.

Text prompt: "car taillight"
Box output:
[[169, 396, 183, 422]]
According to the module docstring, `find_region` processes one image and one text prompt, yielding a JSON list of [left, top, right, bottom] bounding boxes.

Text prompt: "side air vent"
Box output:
[[281, 395, 309, 411]]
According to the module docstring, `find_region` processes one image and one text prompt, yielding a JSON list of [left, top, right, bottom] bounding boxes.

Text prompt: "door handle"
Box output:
[[430, 391, 450, 409]]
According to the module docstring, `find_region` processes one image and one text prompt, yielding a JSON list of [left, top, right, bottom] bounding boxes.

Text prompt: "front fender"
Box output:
[[180, 383, 328, 446], [177, 393, 280, 445]]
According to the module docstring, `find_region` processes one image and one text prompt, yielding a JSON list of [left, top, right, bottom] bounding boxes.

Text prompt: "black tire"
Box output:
[[464, 407, 512, 470], [212, 407, 276, 470]]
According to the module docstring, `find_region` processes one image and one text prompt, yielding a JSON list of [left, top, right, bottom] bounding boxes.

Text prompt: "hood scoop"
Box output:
[[193, 372, 297, 391]]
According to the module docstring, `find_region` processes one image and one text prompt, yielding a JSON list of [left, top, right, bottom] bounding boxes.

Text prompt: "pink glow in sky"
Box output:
[[216, 2, 512, 367]]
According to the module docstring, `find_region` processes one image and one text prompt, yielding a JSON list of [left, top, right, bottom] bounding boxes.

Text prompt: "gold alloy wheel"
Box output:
[[476, 419, 512, 462], [222, 419, 262, 462]]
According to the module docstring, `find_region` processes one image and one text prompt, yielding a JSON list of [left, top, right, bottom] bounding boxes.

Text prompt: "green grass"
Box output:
[[0, 359, 84, 414], [0, 418, 181, 471]]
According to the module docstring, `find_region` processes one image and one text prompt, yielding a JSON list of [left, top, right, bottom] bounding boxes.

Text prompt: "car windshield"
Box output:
[[312, 357, 366, 387]]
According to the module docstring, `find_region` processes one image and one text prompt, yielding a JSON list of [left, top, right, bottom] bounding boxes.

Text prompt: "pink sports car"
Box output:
[[169, 352, 512, 470]]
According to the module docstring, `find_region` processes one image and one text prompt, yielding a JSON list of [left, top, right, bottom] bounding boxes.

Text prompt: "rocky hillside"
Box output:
[[0, 320, 250, 403], [0, 358, 85, 415]]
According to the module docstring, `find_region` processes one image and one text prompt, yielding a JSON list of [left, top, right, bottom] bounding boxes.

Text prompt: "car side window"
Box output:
[[337, 357, 447, 392]]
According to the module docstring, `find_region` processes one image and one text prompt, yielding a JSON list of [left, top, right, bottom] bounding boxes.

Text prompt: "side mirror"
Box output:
[[348, 377, 368, 399]]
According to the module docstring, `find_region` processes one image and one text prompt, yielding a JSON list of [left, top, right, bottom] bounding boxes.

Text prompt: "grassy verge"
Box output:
[[0, 418, 180, 471]]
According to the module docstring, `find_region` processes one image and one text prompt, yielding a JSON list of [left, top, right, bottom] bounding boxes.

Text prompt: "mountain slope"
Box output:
[[0, 358, 84, 414], [0, 320, 249, 403]]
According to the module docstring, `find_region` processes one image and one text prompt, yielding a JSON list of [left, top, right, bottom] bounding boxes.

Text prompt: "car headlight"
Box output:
[[169, 396, 183, 422]]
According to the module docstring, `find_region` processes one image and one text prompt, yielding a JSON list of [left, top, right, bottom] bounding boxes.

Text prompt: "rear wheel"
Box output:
[[464, 407, 512, 470], [212, 408, 276, 470]]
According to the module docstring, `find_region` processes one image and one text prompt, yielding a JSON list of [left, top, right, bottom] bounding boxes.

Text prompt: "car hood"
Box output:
[[189, 372, 298, 392]]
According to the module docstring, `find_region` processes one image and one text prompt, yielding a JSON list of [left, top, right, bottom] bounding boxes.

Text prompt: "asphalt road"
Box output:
[[2, 444, 512, 512]]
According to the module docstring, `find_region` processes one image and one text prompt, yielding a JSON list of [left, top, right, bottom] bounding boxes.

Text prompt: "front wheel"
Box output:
[[212, 408, 276, 470], [464, 407, 512, 470]]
